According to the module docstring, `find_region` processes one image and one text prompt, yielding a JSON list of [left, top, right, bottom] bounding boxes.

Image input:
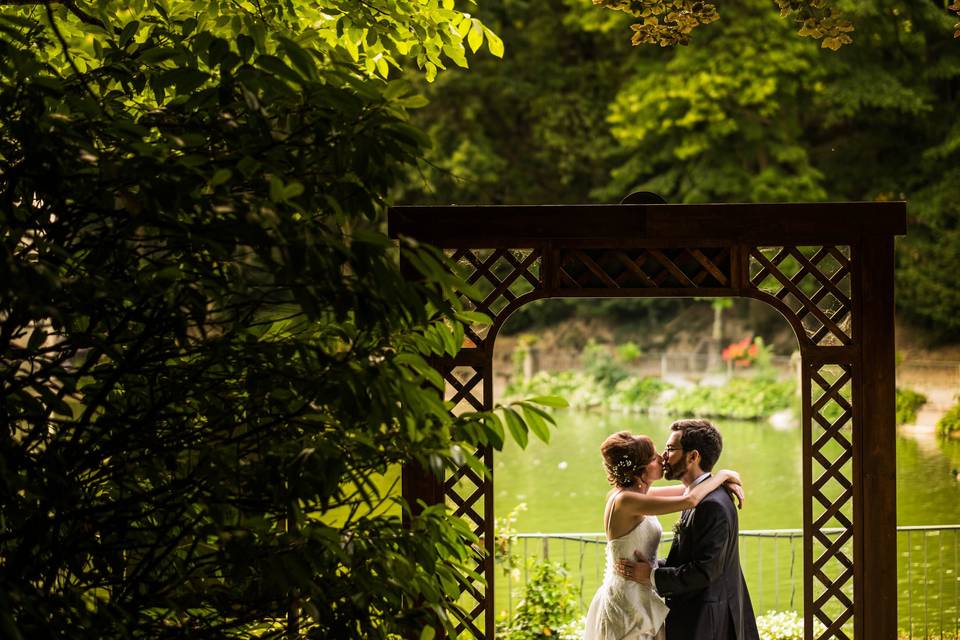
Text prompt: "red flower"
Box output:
[[722, 336, 757, 368]]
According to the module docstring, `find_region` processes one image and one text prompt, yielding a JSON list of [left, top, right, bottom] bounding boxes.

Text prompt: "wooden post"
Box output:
[[856, 236, 898, 638]]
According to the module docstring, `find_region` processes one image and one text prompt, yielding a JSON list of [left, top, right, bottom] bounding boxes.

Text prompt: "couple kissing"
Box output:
[[583, 418, 760, 640]]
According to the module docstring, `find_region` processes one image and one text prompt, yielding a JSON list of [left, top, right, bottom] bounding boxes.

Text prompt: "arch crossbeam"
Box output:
[[389, 202, 906, 640]]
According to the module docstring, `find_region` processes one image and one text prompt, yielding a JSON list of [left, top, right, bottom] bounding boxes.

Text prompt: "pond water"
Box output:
[[494, 412, 960, 533]]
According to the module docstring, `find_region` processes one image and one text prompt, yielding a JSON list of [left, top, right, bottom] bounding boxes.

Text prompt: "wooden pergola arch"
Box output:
[[389, 201, 906, 640]]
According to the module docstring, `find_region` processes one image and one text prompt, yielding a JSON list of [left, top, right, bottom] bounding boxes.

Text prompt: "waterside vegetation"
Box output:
[[506, 340, 935, 427]]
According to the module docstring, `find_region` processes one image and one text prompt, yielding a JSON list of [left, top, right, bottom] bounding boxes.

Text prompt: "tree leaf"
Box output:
[[160, 67, 209, 94], [277, 36, 318, 80], [467, 20, 484, 53], [526, 395, 569, 409], [484, 27, 504, 57], [27, 326, 47, 351], [520, 403, 550, 443], [395, 352, 444, 390], [502, 407, 527, 449], [120, 21, 139, 48]]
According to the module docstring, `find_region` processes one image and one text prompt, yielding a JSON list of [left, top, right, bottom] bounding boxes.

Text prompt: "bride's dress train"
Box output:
[[583, 516, 669, 640]]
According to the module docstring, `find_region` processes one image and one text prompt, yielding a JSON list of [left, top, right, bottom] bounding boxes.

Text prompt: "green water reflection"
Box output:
[[495, 412, 960, 532]]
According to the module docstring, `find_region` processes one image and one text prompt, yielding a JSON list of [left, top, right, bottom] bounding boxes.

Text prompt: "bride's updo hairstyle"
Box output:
[[600, 431, 656, 488]]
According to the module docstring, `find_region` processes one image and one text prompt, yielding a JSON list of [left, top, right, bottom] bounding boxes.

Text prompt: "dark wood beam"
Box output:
[[388, 202, 907, 247]]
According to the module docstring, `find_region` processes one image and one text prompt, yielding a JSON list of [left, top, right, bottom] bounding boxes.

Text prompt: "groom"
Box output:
[[616, 419, 759, 640]]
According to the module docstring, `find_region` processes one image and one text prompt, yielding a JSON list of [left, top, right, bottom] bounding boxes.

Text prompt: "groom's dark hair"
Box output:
[[671, 419, 722, 472]]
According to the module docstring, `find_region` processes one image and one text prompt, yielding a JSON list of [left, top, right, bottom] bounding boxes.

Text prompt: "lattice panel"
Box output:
[[749, 246, 852, 346], [448, 249, 542, 345], [444, 448, 489, 639], [809, 364, 855, 640], [442, 365, 490, 638], [558, 247, 731, 290], [445, 366, 485, 414]]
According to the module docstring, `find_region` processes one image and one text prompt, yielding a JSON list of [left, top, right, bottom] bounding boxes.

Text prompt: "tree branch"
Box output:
[[1, 0, 105, 28]]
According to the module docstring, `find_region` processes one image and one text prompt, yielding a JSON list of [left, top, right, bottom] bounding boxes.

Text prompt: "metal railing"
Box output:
[[495, 525, 960, 638]]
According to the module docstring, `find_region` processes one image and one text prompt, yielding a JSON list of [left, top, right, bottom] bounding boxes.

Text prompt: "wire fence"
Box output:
[[496, 525, 960, 638]]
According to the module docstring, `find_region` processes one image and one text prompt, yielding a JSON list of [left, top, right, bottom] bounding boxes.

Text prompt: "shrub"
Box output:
[[609, 376, 673, 413], [616, 341, 643, 364], [895, 388, 928, 425], [665, 378, 797, 420], [0, 4, 537, 638], [494, 503, 528, 575], [496, 560, 582, 640], [582, 339, 629, 388], [505, 371, 608, 410], [937, 402, 960, 438]]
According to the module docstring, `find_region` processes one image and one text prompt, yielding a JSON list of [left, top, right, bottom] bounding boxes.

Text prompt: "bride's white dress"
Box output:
[[583, 515, 669, 640]]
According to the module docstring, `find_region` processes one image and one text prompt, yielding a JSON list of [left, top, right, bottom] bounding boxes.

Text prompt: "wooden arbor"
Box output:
[[388, 201, 906, 640]]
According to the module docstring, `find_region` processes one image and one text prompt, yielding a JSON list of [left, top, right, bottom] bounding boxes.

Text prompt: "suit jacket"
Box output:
[[654, 485, 759, 640]]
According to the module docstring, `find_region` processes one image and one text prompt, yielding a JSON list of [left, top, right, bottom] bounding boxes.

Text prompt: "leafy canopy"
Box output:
[[404, 0, 960, 339], [0, 1, 572, 639]]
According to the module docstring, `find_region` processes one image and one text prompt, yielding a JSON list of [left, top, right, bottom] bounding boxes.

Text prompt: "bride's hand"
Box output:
[[717, 469, 741, 485], [726, 483, 745, 510]]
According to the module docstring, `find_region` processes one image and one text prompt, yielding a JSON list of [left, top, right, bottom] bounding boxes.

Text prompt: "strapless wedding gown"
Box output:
[[583, 516, 669, 640]]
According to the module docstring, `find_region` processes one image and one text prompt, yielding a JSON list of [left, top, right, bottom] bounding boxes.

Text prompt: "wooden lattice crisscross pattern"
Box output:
[[749, 246, 852, 346], [558, 247, 731, 290], [444, 454, 489, 638], [447, 366, 485, 413], [449, 249, 541, 344], [809, 364, 855, 640], [443, 366, 490, 638]]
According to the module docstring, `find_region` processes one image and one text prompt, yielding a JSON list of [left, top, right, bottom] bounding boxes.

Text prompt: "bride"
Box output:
[[584, 431, 742, 640]]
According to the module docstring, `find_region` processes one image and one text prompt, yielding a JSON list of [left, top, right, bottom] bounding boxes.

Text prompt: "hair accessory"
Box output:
[[603, 457, 638, 486]]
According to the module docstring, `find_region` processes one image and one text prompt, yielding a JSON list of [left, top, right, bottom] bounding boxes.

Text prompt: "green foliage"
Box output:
[[510, 366, 802, 420], [401, 0, 960, 340], [507, 337, 669, 413], [616, 340, 642, 363], [506, 370, 609, 411], [507, 370, 673, 414], [896, 182, 960, 341], [609, 376, 672, 413], [0, 2, 553, 639], [496, 560, 582, 640], [501, 298, 689, 338], [582, 339, 629, 388], [936, 402, 960, 438], [398, 0, 635, 206], [601, 0, 829, 204], [665, 378, 797, 420], [493, 502, 528, 575], [896, 388, 928, 425]]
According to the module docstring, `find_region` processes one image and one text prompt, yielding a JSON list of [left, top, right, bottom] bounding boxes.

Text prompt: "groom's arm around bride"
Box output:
[[653, 489, 735, 596]]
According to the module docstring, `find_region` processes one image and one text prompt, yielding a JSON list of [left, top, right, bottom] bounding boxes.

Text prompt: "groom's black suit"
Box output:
[[653, 484, 759, 640]]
